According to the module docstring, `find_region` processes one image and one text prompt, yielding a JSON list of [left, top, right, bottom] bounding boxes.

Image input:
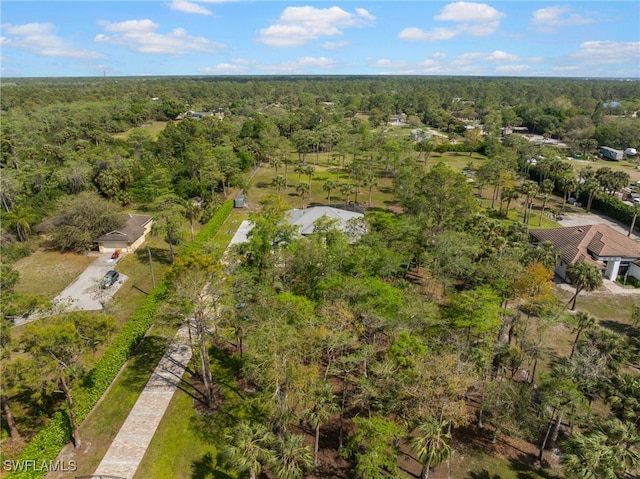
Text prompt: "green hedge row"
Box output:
[[6, 200, 234, 479]]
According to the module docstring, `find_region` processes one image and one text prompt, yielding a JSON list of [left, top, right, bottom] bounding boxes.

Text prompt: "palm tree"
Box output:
[[322, 179, 337, 205], [520, 180, 539, 224], [566, 261, 603, 311], [303, 165, 315, 184], [537, 179, 554, 226], [362, 173, 378, 207], [340, 183, 354, 205], [569, 312, 597, 359], [582, 178, 601, 212], [409, 415, 452, 479], [273, 175, 286, 197], [302, 380, 339, 467], [500, 187, 519, 217], [561, 418, 640, 479], [296, 182, 310, 208], [222, 421, 275, 479], [184, 200, 202, 241], [271, 156, 283, 175], [273, 433, 314, 479]]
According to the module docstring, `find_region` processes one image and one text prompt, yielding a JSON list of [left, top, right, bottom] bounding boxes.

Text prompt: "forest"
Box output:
[[1, 75, 640, 479]]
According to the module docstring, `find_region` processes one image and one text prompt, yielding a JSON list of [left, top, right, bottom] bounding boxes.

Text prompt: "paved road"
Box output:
[[93, 324, 193, 479]]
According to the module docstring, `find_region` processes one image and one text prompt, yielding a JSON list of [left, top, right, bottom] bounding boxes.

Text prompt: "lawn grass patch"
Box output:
[[12, 251, 95, 299], [451, 441, 562, 479], [112, 121, 168, 141], [133, 347, 255, 479]]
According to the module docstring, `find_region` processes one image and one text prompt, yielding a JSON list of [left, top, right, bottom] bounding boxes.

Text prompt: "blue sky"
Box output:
[[1, 1, 639, 78]]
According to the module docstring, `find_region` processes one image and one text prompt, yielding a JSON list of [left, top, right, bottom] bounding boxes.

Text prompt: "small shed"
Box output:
[[234, 195, 247, 208]]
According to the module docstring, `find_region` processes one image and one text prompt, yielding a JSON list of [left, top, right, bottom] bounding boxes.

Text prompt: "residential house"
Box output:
[[96, 214, 153, 254], [529, 224, 640, 282], [287, 206, 365, 238], [228, 206, 366, 247], [388, 114, 407, 126]]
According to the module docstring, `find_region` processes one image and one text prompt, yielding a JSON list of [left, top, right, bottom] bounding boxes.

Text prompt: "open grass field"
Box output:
[[133, 347, 253, 479], [112, 121, 168, 141], [246, 150, 489, 212], [12, 250, 95, 299]]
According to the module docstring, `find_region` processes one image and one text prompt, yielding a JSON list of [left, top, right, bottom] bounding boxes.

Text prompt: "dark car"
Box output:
[[101, 270, 120, 289]]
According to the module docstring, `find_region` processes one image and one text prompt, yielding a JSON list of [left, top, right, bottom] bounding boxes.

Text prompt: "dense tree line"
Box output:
[[1, 76, 639, 476]]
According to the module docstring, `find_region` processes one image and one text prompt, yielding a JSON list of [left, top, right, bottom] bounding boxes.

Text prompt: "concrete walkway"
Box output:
[[93, 323, 192, 479]]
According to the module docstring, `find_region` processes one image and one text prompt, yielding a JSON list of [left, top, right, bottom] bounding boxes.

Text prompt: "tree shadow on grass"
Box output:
[[599, 319, 639, 338], [134, 245, 173, 266], [191, 452, 233, 479], [508, 455, 563, 479], [467, 471, 502, 479]]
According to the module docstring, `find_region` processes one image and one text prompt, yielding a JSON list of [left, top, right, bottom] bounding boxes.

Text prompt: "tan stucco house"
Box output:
[[96, 214, 153, 253]]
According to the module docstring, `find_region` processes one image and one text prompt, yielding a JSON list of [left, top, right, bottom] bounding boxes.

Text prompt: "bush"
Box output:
[[5, 200, 234, 479]]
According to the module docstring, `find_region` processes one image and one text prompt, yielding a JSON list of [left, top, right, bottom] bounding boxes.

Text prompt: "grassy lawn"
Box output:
[[450, 443, 562, 479], [12, 250, 95, 299], [134, 347, 254, 479], [112, 121, 168, 141]]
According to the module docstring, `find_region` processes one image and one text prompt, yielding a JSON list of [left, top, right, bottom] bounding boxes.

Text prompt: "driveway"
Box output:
[[53, 252, 128, 311], [558, 212, 639, 239], [12, 253, 128, 327]]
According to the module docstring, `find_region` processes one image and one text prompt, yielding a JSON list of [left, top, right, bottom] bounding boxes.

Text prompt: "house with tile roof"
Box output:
[[529, 224, 640, 282], [96, 214, 153, 254]]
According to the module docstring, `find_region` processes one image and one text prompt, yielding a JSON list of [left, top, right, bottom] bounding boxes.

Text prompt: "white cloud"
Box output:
[[531, 6, 595, 31], [454, 50, 518, 63], [200, 56, 340, 74], [169, 0, 213, 15], [435, 2, 504, 23], [200, 63, 249, 74], [2, 22, 104, 59], [257, 6, 375, 47], [399, 27, 458, 41], [495, 65, 533, 73], [486, 50, 518, 62], [96, 19, 225, 54], [569, 40, 640, 66], [399, 1, 504, 42], [368, 58, 409, 69], [322, 41, 351, 50]]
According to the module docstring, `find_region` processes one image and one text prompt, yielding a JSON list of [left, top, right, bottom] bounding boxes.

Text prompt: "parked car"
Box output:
[[101, 270, 120, 289]]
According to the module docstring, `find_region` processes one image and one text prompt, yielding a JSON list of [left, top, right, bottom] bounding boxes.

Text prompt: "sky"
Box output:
[[1, 1, 639, 78]]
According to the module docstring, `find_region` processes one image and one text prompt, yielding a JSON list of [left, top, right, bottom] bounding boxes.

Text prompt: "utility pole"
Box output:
[[147, 247, 156, 289]]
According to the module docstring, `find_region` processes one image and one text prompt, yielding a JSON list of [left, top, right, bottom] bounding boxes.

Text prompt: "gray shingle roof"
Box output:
[[96, 214, 152, 243]]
